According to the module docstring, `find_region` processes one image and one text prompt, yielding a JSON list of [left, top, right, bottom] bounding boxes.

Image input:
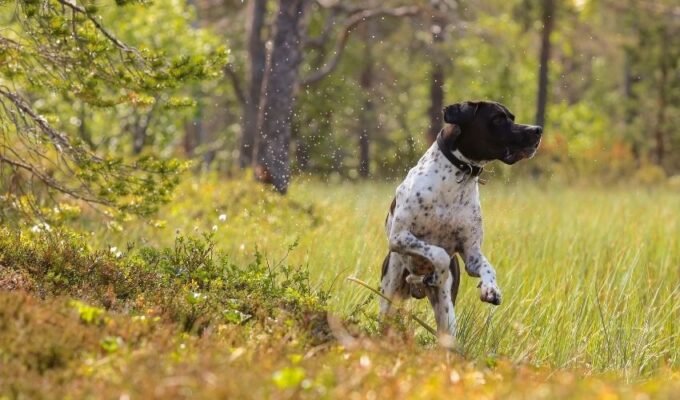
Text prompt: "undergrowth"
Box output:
[[0, 227, 329, 339], [1, 178, 679, 398]]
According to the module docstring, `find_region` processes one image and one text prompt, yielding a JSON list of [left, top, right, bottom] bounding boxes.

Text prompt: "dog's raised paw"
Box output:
[[479, 282, 502, 305]]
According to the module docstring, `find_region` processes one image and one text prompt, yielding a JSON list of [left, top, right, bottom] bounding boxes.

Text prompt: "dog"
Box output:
[[380, 100, 542, 337]]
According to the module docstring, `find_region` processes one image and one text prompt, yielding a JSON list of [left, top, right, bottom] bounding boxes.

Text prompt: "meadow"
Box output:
[[3, 176, 677, 398], [3, 0, 679, 397]]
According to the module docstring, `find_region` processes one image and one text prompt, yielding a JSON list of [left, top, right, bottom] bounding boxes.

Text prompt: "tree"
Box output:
[[357, 23, 375, 178], [0, 0, 225, 220], [239, 0, 267, 168], [252, 2, 420, 193], [427, 1, 452, 144], [535, 0, 555, 127], [253, 0, 309, 193]]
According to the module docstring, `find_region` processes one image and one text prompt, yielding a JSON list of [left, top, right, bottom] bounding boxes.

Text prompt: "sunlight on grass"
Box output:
[[85, 176, 679, 379]]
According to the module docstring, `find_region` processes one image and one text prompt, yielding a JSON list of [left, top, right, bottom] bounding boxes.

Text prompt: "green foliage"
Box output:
[[69, 300, 107, 325], [0, 225, 329, 336], [3, 0, 225, 108], [0, 0, 226, 222]]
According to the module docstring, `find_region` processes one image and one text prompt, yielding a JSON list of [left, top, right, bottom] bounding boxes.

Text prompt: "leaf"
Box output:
[[272, 367, 306, 389]]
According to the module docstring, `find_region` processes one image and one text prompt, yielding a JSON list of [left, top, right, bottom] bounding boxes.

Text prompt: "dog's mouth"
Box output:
[[501, 139, 541, 165]]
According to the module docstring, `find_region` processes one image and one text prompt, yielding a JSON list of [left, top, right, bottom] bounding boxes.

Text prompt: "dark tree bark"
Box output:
[[183, 112, 200, 157], [535, 0, 555, 128], [428, 66, 444, 144], [131, 108, 154, 155], [77, 102, 95, 149], [358, 103, 371, 178], [653, 26, 669, 165], [426, 1, 450, 144], [300, 6, 419, 86], [183, 105, 215, 168], [623, 50, 640, 161], [293, 115, 310, 172], [427, 14, 446, 144], [239, 0, 267, 168], [358, 24, 374, 178], [253, 0, 308, 194]]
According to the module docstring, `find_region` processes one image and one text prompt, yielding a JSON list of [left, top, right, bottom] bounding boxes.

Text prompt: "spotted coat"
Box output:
[[380, 142, 501, 337]]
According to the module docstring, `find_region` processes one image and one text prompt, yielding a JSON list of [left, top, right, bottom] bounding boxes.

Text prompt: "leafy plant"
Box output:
[[0, 0, 226, 222]]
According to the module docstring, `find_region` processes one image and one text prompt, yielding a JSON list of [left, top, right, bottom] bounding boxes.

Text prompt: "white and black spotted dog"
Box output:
[[380, 100, 543, 337]]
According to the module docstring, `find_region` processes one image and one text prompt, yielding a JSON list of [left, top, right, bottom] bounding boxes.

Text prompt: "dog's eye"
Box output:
[[493, 115, 507, 125]]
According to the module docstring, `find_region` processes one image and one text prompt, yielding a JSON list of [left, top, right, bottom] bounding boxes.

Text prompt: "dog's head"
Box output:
[[442, 101, 542, 165]]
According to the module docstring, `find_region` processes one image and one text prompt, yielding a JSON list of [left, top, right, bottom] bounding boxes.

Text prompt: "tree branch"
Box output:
[[300, 6, 420, 86], [55, 0, 137, 54], [0, 154, 109, 205], [0, 87, 76, 155], [304, 8, 340, 49]]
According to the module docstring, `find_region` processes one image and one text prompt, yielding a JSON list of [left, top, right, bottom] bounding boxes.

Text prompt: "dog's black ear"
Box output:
[[443, 102, 478, 125]]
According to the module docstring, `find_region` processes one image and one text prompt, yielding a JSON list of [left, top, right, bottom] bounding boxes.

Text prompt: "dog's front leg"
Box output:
[[388, 229, 456, 336], [462, 242, 502, 305]]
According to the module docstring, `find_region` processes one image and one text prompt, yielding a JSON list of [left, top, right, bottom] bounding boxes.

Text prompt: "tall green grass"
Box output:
[[82, 176, 679, 379]]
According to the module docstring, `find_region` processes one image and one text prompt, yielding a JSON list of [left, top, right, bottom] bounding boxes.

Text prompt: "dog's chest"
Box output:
[[411, 186, 478, 235], [400, 159, 481, 251]]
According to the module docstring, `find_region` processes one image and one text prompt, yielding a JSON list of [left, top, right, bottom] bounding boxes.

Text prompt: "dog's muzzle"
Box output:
[[503, 126, 542, 164]]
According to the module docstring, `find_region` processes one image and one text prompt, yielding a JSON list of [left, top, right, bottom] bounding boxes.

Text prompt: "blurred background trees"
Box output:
[[1, 0, 679, 211]]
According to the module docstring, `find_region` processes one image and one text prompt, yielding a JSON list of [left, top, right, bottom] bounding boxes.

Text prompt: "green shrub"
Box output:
[[0, 228, 330, 338]]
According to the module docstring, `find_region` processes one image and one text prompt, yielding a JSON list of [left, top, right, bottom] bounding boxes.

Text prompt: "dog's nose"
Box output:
[[533, 126, 543, 136]]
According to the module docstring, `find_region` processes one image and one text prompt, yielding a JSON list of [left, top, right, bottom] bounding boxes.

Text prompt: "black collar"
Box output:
[[436, 130, 484, 178]]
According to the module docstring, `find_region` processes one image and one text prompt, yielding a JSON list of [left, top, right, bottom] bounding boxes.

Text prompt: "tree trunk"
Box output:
[[428, 14, 446, 144], [358, 111, 371, 177], [428, 65, 444, 144], [535, 0, 555, 128], [253, 0, 308, 194], [78, 102, 95, 149], [132, 110, 153, 155], [239, 0, 267, 168], [292, 114, 309, 172], [653, 27, 669, 165], [358, 25, 374, 178]]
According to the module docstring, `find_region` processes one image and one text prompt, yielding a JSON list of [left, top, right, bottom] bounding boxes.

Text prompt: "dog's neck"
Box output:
[[436, 129, 486, 179], [451, 148, 486, 168]]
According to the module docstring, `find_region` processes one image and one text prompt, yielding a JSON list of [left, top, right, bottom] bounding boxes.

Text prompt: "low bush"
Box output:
[[0, 227, 330, 338]]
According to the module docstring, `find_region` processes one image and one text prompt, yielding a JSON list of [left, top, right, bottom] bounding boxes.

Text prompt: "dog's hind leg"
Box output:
[[426, 256, 460, 337], [379, 252, 410, 319]]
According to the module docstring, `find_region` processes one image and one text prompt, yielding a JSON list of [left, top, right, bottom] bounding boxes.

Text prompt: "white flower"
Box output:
[[110, 247, 122, 258], [30, 222, 52, 233], [218, 214, 227, 222], [211, 225, 218, 232]]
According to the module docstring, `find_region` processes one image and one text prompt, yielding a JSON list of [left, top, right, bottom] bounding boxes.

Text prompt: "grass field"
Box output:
[[2, 176, 679, 398]]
